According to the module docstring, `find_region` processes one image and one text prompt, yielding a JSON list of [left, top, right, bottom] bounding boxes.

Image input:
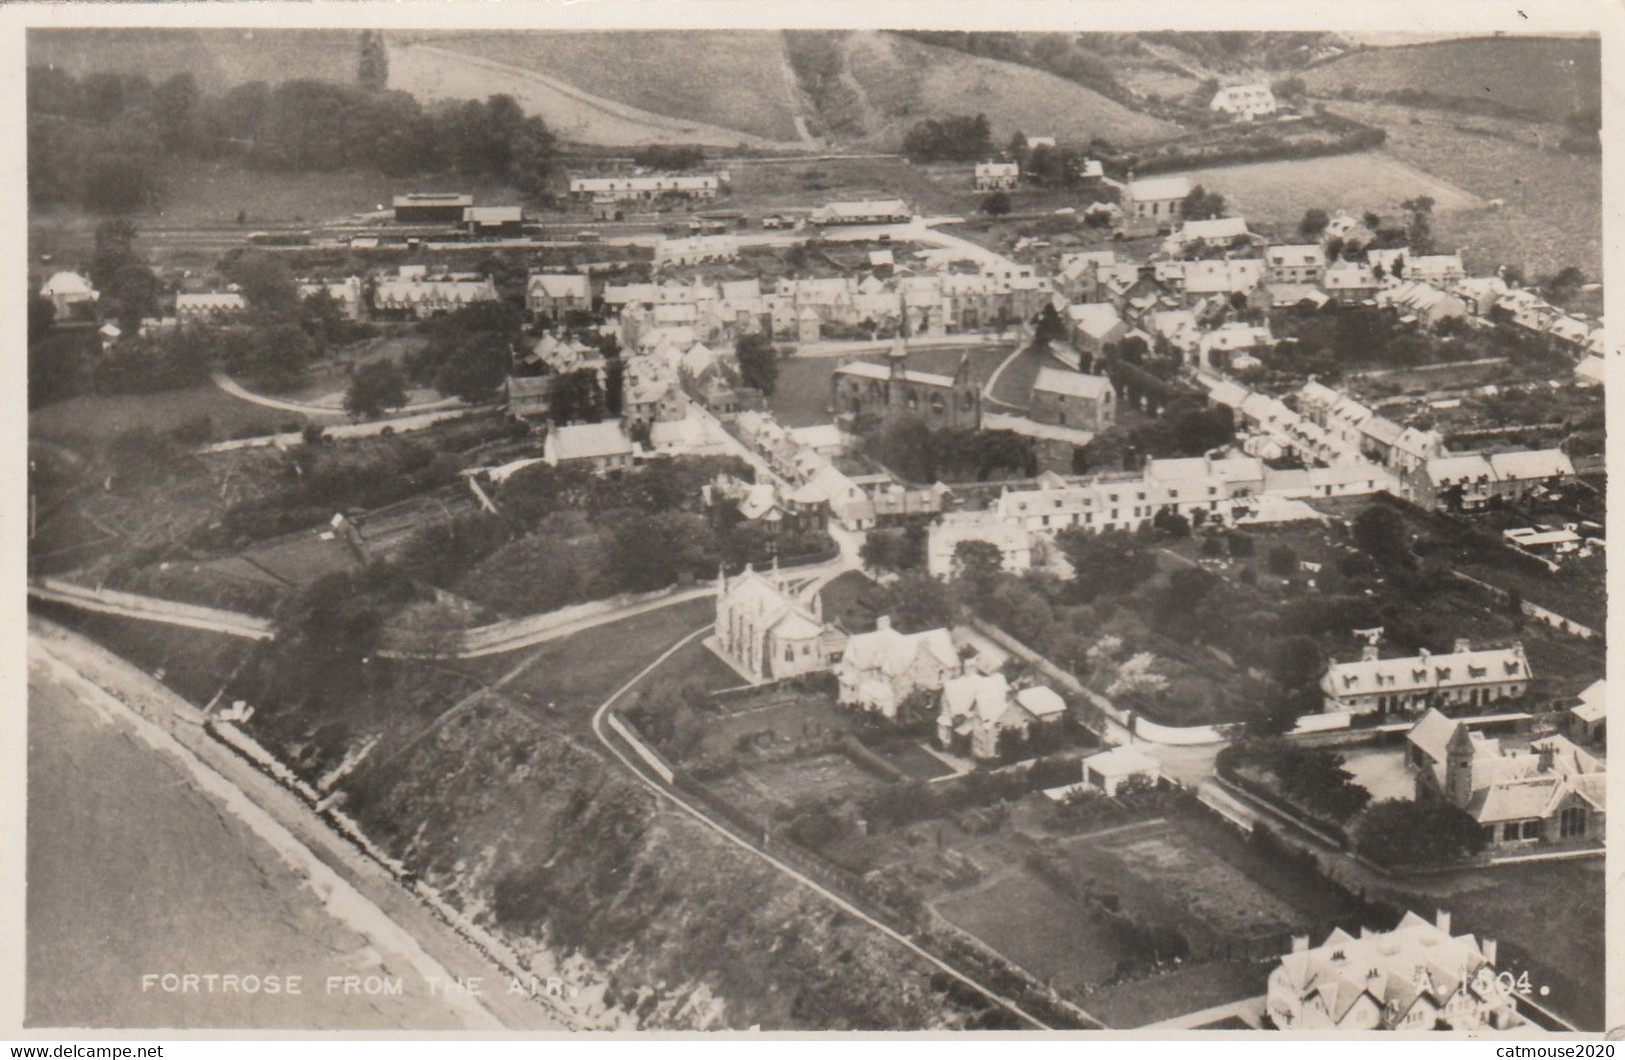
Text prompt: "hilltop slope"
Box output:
[[1300, 36, 1601, 120], [28, 28, 358, 92]]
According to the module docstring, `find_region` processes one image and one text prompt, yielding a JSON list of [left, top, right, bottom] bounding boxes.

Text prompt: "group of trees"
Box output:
[[901, 113, 994, 164], [1180, 184, 1228, 221], [28, 61, 558, 214], [862, 417, 1035, 484]]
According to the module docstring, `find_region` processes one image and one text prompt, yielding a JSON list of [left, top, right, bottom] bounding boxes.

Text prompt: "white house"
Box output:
[[1080, 745, 1162, 796], [39, 271, 99, 316], [1267, 911, 1523, 1031], [974, 161, 1020, 191], [542, 421, 635, 472], [1210, 83, 1278, 122], [925, 510, 1034, 580], [836, 617, 962, 719]]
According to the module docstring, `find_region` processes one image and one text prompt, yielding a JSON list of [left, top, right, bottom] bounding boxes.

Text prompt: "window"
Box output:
[[1560, 806, 1587, 838], [1520, 819, 1542, 840]]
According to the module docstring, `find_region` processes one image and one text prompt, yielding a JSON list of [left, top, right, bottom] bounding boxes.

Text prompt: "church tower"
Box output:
[[1444, 724, 1477, 808]]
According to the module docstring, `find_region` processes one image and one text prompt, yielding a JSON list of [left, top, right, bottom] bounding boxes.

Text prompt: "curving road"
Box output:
[[588, 627, 1089, 1031]]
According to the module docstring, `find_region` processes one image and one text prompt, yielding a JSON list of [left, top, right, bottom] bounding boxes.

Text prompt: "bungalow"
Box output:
[[542, 420, 636, 472], [1320, 639, 1530, 716], [835, 616, 962, 719], [809, 199, 913, 226], [1165, 216, 1253, 256]]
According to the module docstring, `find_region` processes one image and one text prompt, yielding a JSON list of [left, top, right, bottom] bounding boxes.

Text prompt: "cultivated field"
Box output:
[[1301, 36, 1602, 122], [1171, 149, 1480, 233], [418, 31, 805, 144], [1323, 101, 1602, 277]]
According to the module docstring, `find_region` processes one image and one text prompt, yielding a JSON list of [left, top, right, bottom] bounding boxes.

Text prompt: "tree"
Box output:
[[89, 219, 141, 290], [224, 250, 300, 319], [1151, 508, 1190, 538], [547, 368, 605, 426], [436, 331, 512, 403], [154, 73, 201, 151], [873, 571, 954, 632], [1298, 207, 1329, 240], [1181, 184, 1227, 221], [1400, 195, 1436, 254], [1354, 798, 1485, 868], [1055, 528, 1157, 601], [1107, 652, 1168, 702], [735, 332, 780, 396], [1267, 543, 1299, 577], [953, 539, 1004, 588], [981, 190, 1012, 216], [1362, 211, 1382, 233], [1033, 302, 1068, 347], [632, 144, 706, 170], [1352, 504, 1411, 568], [104, 263, 163, 331], [357, 30, 390, 91], [344, 360, 408, 419]]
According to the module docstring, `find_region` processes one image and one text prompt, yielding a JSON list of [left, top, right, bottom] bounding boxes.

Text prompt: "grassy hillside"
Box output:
[[415, 31, 803, 143], [834, 31, 1181, 149], [1300, 36, 1601, 121], [28, 28, 359, 92]]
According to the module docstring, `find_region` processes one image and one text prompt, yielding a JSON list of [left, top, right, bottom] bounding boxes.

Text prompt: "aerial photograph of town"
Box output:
[[20, 16, 1609, 1037]]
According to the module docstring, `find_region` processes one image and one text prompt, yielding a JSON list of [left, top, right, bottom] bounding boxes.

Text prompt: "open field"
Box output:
[[420, 31, 803, 143], [835, 31, 1181, 151], [30, 383, 322, 453], [1301, 36, 1601, 122], [1322, 100, 1602, 276], [454, 595, 722, 723], [933, 868, 1129, 994], [29, 28, 359, 93], [1172, 150, 1480, 234]]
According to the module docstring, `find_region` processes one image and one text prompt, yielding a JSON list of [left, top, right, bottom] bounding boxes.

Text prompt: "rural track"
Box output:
[[589, 626, 1088, 1032]]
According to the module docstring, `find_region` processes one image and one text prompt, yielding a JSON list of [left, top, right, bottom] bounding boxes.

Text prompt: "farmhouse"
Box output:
[[836, 616, 962, 719], [175, 291, 248, 325], [1409, 709, 1605, 849], [974, 161, 1020, 191], [393, 193, 474, 225], [1209, 83, 1278, 121], [526, 273, 593, 320], [925, 510, 1034, 580], [1320, 640, 1530, 716], [1029, 367, 1116, 433], [713, 563, 845, 684], [1267, 911, 1523, 1031], [542, 420, 635, 472]]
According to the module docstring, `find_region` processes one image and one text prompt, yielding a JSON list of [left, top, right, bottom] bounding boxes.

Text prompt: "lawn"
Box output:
[[1321, 100, 1602, 277], [1300, 37, 1601, 123], [29, 384, 323, 453], [459, 595, 723, 727], [1082, 961, 1269, 1028], [932, 867, 1133, 995], [1167, 150, 1480, 234]]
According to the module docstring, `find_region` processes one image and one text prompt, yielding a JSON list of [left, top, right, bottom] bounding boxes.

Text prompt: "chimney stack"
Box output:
[[1418, 648, 1431, 665], [1453, 638, 1472, 655], [1362, 644, 1380, 663], [876, 615, 892, 632], [1436, 909, 1452, 935], [1291, 934, 1311, 954], [1482, 937, 1498, 967]]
